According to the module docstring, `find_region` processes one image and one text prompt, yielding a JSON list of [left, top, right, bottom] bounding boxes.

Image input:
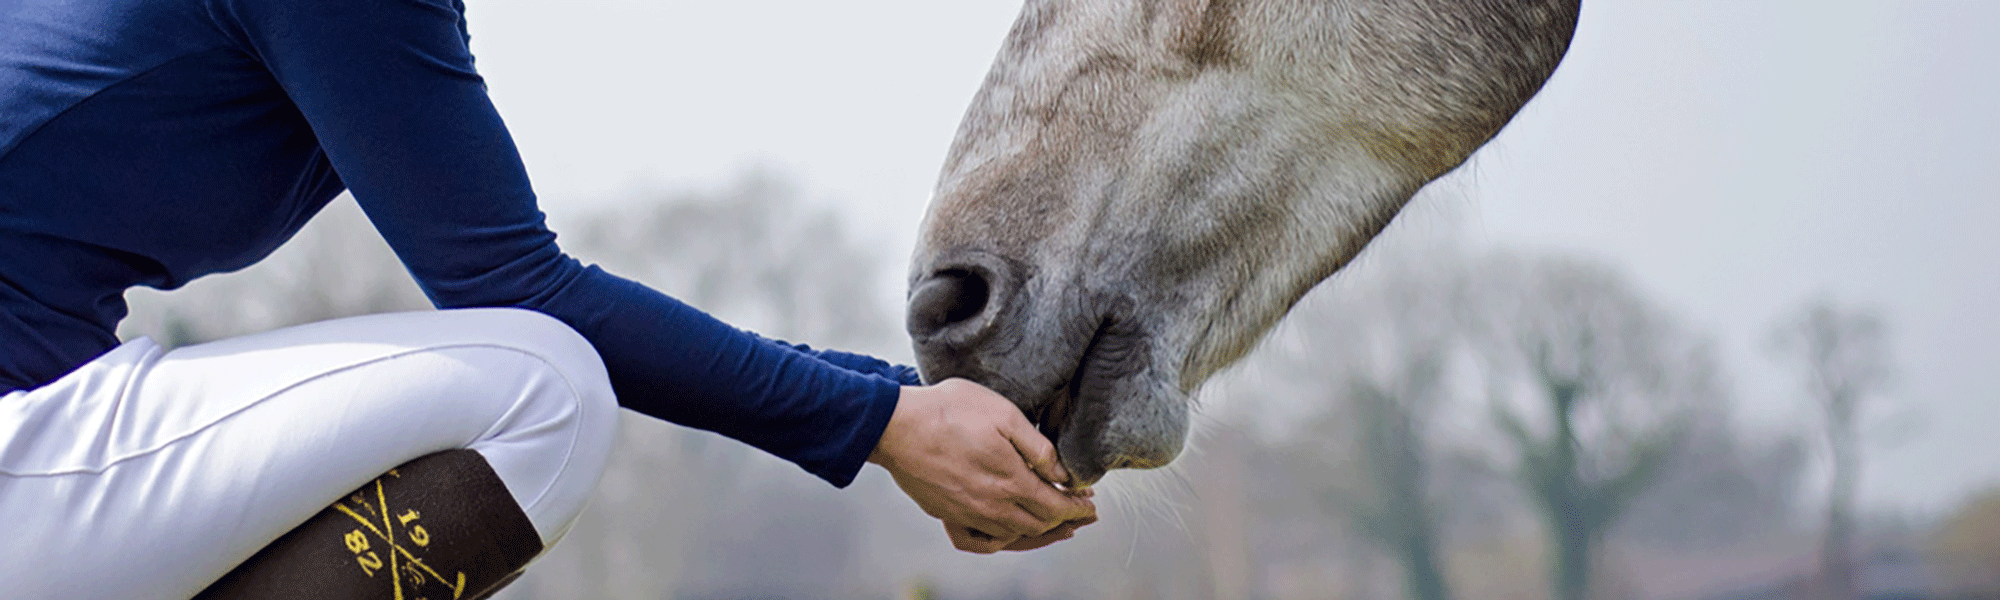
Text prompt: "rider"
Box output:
[[0, 0, 1095, 596]]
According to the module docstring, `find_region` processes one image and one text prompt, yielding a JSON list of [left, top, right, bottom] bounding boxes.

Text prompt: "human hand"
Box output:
[[943, 507, 1097, 552], [869, 378, 1099, 553]]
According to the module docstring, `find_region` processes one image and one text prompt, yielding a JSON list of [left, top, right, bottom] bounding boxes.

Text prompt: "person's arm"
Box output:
[[761, 335, 923, 386], [209, 0, 1092, 550], [211, 0, 898, 485]]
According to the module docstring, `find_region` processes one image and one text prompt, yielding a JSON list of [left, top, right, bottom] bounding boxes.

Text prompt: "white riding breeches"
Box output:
[[0, 308, 620, 600]]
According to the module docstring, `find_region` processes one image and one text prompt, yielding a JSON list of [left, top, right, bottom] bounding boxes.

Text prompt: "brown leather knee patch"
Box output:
[[196, 449, 545, 600]]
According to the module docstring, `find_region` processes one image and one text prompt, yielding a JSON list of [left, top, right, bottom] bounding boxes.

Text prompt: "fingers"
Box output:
[[945, 522, 1012, 554], [901, 379, 1102, 554], [948, 515, 1102, 554], [990, 446, 1094, 526], [984, 496, 1063, 539], [936, 479, 1056, 540], [950, 517, 1097, 554], [996, 405, 1070, 485], [958, 482, 1094, 548], [940, 471, 1093, 551], [949, 461, 1091, 538], [952, 380, 1093, 526], [1010, 481, 1096, 525], [1001, 516, 1098, 551], [982, 391, 1094, 525]]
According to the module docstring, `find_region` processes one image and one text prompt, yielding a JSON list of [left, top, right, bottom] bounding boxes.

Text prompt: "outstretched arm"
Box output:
[[220, 0, 893, 485]]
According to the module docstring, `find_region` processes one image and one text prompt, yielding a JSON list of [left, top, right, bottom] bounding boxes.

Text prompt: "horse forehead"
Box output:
[[989, 0, 1577, 134], [925, 0, 1579, 237]]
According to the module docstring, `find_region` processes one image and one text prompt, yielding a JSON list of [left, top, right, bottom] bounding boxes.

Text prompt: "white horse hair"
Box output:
[[906, 0, 1581, 486]]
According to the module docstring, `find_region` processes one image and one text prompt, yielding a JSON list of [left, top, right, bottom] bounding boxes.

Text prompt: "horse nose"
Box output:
[[907, 268, 995, 341]]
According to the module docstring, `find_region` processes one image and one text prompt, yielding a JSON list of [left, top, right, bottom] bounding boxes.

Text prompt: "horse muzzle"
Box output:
[[907, 252, 1186, 487]]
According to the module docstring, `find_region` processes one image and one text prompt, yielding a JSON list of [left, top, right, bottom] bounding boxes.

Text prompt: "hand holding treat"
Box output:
[[870, 378, 1100, 553]]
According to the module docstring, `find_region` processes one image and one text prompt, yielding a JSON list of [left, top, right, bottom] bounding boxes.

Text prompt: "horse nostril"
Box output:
[[907, 269, 992, 338]]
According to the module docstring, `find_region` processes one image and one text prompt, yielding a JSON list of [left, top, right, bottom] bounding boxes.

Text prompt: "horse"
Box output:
[[905, 0, 1582, 487]]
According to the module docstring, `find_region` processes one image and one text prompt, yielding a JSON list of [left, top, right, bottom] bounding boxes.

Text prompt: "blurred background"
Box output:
[[120, 1, 1999, 599]]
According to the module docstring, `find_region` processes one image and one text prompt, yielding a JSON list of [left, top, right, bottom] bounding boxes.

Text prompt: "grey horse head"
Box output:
[[907, 0, 1581, 486]]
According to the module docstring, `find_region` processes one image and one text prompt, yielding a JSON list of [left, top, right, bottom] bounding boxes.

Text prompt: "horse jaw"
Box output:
[[908, 0, 1580, 486]]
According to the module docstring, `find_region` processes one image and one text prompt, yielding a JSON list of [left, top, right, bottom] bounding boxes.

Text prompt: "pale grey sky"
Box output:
[[468, 1, 1998, 514]]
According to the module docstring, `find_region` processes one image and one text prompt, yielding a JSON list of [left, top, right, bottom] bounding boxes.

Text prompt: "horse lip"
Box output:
[[1030, 318, 1101, 454], [1046, 312, 1148, 487]]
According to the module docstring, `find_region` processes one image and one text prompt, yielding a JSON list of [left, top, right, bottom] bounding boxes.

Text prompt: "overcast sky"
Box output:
[[466, 0, 1999, 514]]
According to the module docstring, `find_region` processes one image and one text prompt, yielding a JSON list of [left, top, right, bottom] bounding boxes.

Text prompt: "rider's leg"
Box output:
[[0, 308, 618, 600]]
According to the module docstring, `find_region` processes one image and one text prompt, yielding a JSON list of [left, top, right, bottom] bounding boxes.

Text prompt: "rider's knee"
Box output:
[[449, 308, 616, 422], [437, 308, 618, 544], [455, 308, 610, 388]]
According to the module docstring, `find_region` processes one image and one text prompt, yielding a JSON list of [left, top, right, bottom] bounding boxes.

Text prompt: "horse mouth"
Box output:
[[1030, 373, 1074, 462], [1028, 314, 1149, 489]]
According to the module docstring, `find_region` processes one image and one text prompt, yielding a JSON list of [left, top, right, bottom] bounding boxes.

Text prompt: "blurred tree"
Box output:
[[1463, 256, 1709, 600], [1256, 247, 1473, 600], [1493, 345, 1685, 600], [1767, 298, 1894, 600], [1335, 357, 1455, 600], [1252, 248, 1756, 600]]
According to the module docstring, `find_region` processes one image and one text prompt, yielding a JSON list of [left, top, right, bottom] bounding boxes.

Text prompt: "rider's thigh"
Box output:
[[0, 308, 618, 600]]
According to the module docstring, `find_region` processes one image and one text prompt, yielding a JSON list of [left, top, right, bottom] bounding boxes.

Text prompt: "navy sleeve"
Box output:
[[213, 0, 902, 487], [763, 336, 923, 387]]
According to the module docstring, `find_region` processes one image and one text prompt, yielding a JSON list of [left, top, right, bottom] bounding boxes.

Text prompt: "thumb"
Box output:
[[1001, 414, 1070, 485]]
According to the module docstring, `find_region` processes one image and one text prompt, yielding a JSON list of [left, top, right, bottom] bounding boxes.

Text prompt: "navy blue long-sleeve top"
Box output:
[[0, 0, 919, 486]]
